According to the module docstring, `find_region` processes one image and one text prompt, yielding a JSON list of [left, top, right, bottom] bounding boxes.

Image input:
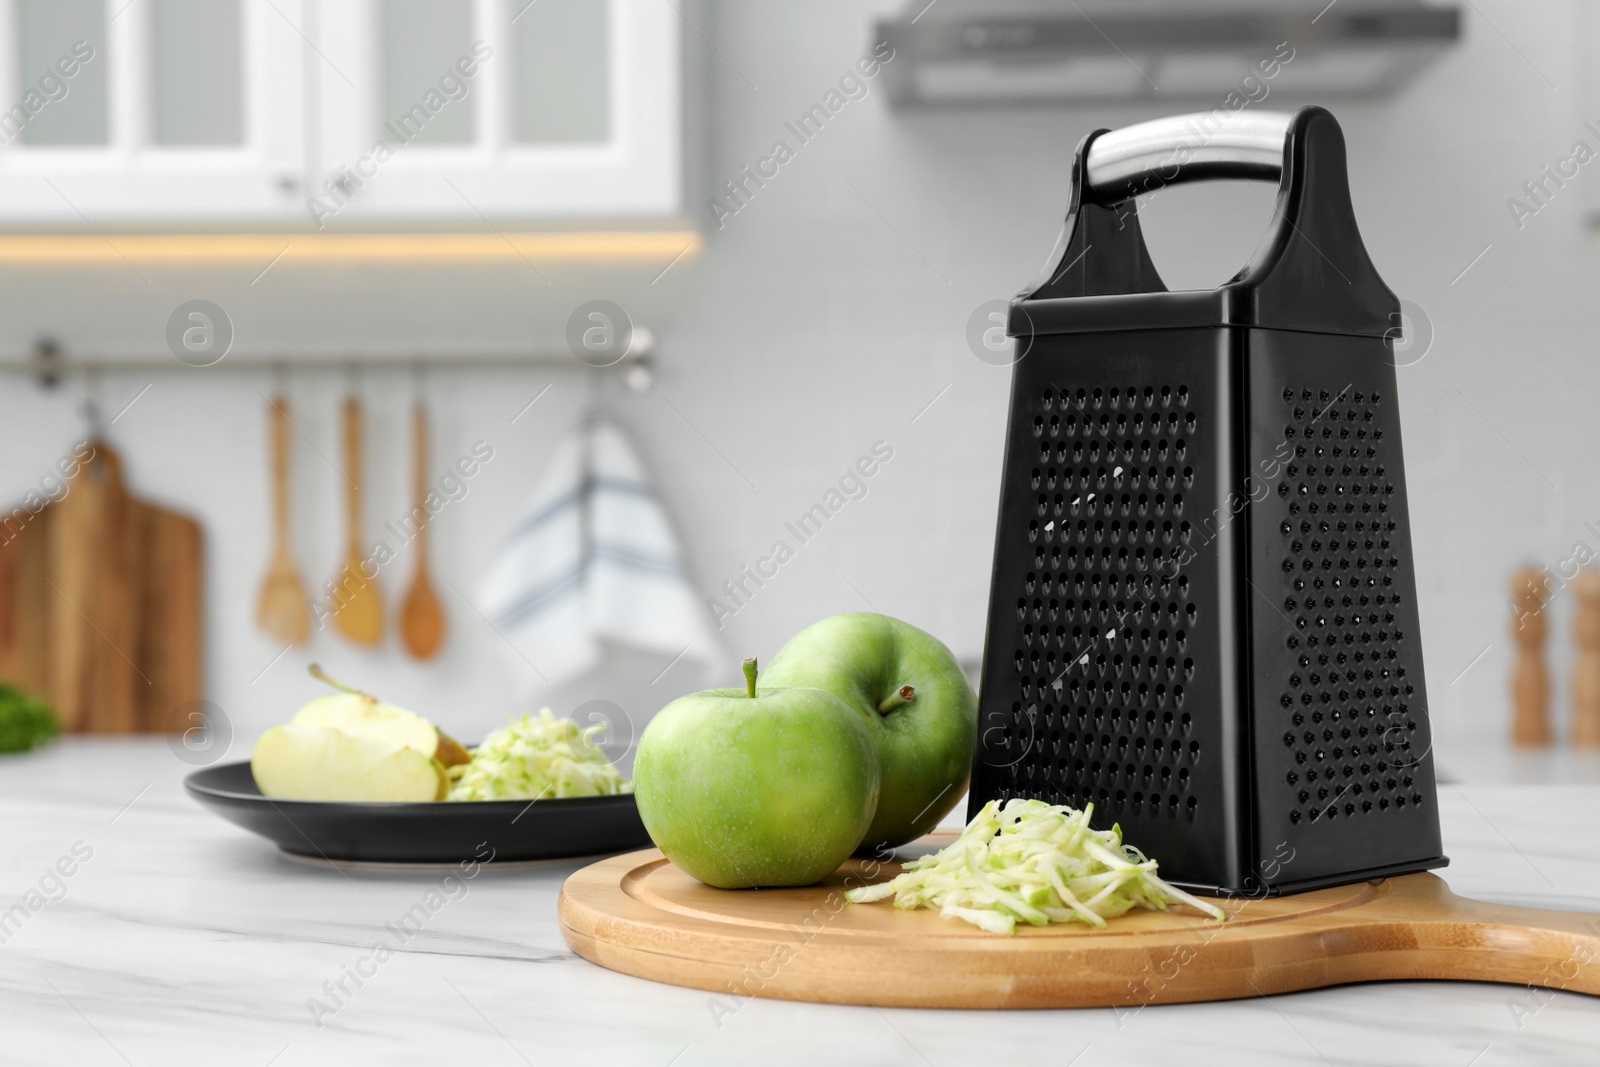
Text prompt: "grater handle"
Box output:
[[1021, 106, 1398, 335], [1083, 110, 1294, 203]]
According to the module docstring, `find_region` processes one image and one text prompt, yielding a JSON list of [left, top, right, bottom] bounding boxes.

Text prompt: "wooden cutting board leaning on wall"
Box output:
[[0, 440, 203, 732]]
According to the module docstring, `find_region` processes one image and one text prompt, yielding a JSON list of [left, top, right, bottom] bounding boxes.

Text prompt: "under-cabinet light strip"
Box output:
[[0, 231, 701, 264]]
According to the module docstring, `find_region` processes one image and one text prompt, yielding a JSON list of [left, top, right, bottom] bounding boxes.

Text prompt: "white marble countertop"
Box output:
[[1438, 743, 1600, 786], [3, 738, 1599, 1067]]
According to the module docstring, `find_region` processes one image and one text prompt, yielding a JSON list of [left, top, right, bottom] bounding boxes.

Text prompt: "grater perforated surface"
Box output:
[[1013, 381, 1201, 817], [974, 331, 1443, 893], [975, 333, 1241, 889], [1271, 385, 1422, 826], [1245, 331, 1439, 888]]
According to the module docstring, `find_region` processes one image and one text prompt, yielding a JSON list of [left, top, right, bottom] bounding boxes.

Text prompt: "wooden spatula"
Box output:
[[329, 396, 383, 645], [256, 395, 310, 645], [400, 403, 445, 659]]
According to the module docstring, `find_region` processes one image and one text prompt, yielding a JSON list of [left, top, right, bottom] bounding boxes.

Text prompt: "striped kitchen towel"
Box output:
[[477, 411, 720, 695]]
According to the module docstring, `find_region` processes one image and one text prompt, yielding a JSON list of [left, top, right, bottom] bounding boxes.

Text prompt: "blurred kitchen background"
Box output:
[[0, 0, 1593, 781]]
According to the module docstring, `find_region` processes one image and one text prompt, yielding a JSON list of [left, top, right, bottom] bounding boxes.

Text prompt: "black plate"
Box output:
[[184, 761, 651, 864]]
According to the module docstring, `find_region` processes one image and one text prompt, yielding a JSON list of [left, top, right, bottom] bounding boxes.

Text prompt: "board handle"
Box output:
[[1436, 897, 1600, 995], [1361, 876, 1600, 997]]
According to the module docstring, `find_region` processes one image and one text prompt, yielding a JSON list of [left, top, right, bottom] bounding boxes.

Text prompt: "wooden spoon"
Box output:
[[329, 395, 384, 645], [255, 395, 311, 645], [400, 403, 445, 659]]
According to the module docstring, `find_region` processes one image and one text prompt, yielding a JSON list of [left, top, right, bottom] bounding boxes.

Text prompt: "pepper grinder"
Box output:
[[1573, 569, 1600, 747], [1510, 568, 1551, 747]]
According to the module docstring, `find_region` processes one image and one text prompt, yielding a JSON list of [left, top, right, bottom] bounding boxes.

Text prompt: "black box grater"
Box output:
[[968, 106, 1447, 895]]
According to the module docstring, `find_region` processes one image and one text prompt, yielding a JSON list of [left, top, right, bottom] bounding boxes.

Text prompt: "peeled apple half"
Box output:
[[251, 725, 448, 802], [291, 692, 470, 768]]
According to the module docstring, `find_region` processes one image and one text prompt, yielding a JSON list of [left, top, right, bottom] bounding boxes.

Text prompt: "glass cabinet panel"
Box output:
[[150, 0, 244, 146], [516, 0, 607, 144], [379, 0, 473, 145], [15, 0, 108, 145]]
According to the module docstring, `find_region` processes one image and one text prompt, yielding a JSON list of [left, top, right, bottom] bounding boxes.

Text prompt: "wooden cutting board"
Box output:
[[559, 846, 1600, 1009], [0, 441, 202, 732]]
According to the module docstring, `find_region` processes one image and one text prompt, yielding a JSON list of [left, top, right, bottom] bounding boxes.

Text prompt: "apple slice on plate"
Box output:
[[291, 665, 471, 768], [252, 724, 448, 802]]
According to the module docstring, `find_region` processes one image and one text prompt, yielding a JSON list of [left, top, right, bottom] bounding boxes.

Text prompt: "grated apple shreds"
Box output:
[[845, 798, 1226, 934], [446, 709, 631, 801]]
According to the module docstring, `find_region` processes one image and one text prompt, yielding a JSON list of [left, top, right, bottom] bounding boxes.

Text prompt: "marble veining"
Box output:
[[2, 738, 1598, 1066]]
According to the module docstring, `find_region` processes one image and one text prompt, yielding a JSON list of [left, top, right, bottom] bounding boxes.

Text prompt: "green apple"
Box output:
[[294, 664, 471, 768], [633, 659, 880, 888], [760, 613, 977, 851], [252, 724, 448, 801]]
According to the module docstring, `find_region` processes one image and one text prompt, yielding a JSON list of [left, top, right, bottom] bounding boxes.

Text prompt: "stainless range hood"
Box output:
[[876, 0, 1461, 107]]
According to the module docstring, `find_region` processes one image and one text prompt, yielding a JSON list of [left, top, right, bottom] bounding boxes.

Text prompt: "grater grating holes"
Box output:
[[1274, 387, 1422, 825], [1002, 384, 1204, 820]]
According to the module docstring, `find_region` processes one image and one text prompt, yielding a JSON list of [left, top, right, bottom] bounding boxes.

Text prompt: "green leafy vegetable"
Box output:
[[0, 683, 58, 754], [845, 798, 1227, 934], [447, 709, 631, 801]]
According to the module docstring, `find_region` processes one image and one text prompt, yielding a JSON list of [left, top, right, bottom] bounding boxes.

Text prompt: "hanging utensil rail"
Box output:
[[4, 333, 655, 389]]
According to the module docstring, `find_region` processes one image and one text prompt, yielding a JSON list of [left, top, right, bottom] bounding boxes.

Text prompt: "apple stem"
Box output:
[[743, 657, 758, 699], [309, 663, 375, 703], [878, 685, 916, 714]]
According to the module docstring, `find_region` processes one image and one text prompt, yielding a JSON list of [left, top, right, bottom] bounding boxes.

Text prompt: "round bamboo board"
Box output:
[[559, 847, 1600, 1009]]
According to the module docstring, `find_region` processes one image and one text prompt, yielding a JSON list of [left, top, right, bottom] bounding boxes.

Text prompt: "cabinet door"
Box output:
[[312, 0, 681, 224], [0, 0, 306, 223]]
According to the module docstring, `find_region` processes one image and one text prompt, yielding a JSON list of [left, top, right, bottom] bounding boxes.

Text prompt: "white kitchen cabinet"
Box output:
[[0, 0, 306, 223], [0, 0, 681, 225], [314, 0, 681, 223]]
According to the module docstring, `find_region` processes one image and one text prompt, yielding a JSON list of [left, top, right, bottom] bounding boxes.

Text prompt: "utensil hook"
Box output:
[[79, 367, 108, 444]]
